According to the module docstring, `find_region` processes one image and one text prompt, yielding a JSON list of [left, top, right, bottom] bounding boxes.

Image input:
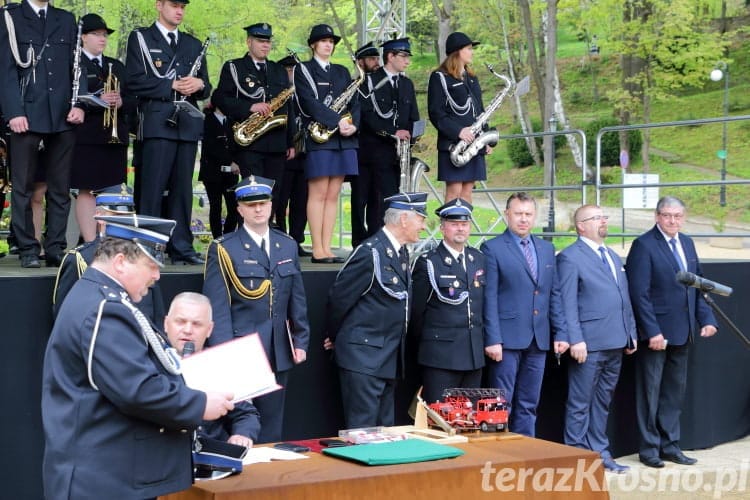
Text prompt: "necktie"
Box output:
[[92, 58, 101, 70], [520, 238, 537, 282], [392, 75, 399, 88], [38, 9, 45, 28], [323, 64, 330, 73], [259, 238, 270, 267], [669, 238, 685, 271], [257, 62, 266, 73], [168, 32, 177, 51], [398, 246, 409, 272], [598, 246, 616, 281], [457, 253, 465, 271]]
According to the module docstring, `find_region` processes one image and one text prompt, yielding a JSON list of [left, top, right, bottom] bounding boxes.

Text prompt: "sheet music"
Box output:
[[180, 333, 281, 403]]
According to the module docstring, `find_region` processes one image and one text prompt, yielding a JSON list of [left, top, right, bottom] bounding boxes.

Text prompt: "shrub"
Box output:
[[506, 119, 567, 168], [583, 117, 642, 167]]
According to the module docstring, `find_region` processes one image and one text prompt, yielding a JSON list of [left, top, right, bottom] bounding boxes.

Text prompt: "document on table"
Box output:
[[180, 333, 282, 403], [242, 447, 310, 465]]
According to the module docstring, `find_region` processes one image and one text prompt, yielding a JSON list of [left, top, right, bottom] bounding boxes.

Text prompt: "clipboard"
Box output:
[[180, 333, 281, 402]]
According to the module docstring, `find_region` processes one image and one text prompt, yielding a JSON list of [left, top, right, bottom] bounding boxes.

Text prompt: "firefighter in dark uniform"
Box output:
[[274, 54, 310, 256], [202, 176, 310, 443], [0, 0, 86, 268], [71, 13, 134, 243], [52, 185, 166, 325], [212, 23, 295, 226], [125, 0, 210, 265], [354, 38, 420, 247], [42, 214, 234, 499], [410, 198, 486, 403], [326, 192, 427, 428]]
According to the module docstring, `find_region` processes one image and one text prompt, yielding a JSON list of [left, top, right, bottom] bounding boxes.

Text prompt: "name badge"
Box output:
[[149, 49, 163, 53]]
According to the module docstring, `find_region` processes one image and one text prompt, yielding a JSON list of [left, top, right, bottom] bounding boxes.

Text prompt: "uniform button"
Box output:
[[364, 339, 368, 343], [533, 309, 539, 315], [159, 427, 165, 433], [180, 429, 188, 433], [534, 290, 539, 295]]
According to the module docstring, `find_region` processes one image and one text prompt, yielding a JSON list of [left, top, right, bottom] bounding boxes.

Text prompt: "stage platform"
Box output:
[[2, 258, 749, 499]]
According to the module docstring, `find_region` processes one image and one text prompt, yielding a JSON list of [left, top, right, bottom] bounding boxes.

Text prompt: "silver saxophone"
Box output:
[[449, 66, 526, 167]]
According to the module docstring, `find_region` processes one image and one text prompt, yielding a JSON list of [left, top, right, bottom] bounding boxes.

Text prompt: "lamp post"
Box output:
[[545, 114, 558, 239], [710, 62, 729, 207]]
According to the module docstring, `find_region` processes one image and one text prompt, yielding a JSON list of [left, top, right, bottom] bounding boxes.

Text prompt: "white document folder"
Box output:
[[180, 333, 281, 403]]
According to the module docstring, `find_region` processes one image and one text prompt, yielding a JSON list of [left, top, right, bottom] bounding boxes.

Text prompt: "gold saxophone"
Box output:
[[308, 61, 365, 144], [233, 86, 295, 146]]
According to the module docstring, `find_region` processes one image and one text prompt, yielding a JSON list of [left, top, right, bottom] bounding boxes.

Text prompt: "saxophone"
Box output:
[[393, 136, 430, 193], [308, 61, 365, 144], [233, 86, 295, 146], [449, 66, 527, 167]]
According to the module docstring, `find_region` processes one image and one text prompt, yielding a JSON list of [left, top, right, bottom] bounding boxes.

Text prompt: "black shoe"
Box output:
[[639, 455, 665, 468], [9, 244, 19, 255], [20, 255, 41, 268], [331, 256, 345, 263], [310, 256, 335, 264], [45, 254, 64, 268], [171, 255, 205, 265], [297, 245, 312, 257], [0, 251, 6, 259], [660, 451, 697, 465]]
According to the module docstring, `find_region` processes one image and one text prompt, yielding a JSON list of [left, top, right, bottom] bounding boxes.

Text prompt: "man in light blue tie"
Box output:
[[557, 204, 638, 473], [626, 196, 718, 468]]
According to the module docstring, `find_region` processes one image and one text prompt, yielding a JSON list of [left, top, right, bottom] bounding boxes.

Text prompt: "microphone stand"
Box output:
[[700, 292, 750, 349]]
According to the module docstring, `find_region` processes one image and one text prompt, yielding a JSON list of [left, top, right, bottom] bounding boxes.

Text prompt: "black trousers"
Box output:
[[139, 138, 198, 259], [350, 146, 398, 247], [275, 156, 307, 242], [10, 130, 75, 258], [203, 178, 239, 239]]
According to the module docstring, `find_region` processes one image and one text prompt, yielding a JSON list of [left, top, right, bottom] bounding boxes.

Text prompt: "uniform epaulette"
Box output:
[[2, 3, 21, 10], [98, 284, 125, 303]]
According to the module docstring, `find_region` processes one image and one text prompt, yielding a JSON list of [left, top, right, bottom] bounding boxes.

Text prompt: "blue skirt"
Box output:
[[305, 149, 359, 179], [437, 151, 487, 182]]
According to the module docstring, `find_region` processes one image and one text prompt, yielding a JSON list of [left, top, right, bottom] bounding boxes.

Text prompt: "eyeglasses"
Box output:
[[578, 215, 609, 223], [658, 212, 684, 220]]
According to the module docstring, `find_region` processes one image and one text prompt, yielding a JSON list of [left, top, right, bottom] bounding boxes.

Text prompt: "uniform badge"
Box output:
[[244, 243, 250, 249], [155, 59, 162, 68], [444, 256, 452, 266], [386, 247, 393, 258], [275, 242, 280, 249], [401, 262, 407, 272], [468, 253, 474, 262], [449, 287, 455, 297], [248, 81, 255, 88], [474, 280, 480, 288], [392, 276, 398, 284], [453, 280, 460, 288]]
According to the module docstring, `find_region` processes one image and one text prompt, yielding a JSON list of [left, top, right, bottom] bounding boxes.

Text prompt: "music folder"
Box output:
[[180, 333, 281, 403], [78, 94, 109, 108], [173, 100, 204, 119]]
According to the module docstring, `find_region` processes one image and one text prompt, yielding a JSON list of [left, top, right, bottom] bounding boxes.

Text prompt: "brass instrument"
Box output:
[[308, 60, 365, 144], [103, 62, 121, 144], [233, 86, 295, 146], [449, 66, 529, 167], [0, 137, 10, 194], [395, 136, 430, 193]]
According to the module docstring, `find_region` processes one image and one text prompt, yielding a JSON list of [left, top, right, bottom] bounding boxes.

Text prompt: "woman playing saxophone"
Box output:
[[427, 32, 491, 203]]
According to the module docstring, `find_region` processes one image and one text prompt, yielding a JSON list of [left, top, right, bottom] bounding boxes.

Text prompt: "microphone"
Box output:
[[182, 341, 196, 358], [676, 271, 733, 297]]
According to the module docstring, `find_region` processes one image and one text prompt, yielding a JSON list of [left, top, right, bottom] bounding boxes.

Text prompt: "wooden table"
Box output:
[[161, 435, 608, 499]]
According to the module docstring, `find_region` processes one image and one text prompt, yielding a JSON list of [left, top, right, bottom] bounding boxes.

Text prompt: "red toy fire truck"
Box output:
[[425, 388, 510, 433]]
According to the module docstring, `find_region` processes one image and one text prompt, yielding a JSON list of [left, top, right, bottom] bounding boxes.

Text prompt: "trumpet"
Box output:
[[103, 63, 121, 144]]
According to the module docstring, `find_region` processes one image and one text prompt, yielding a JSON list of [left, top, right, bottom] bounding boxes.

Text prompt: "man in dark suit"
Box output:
[[125, 0, 210, 265], [410, 198, 485, 404], [165, 292, 260, 449], [0, 0, 86, 268], [626, 196, 717, 468], [481, 192, 566, 436], [353, 38, 420, 247], [202, 176, 309, 443], [327, 192, 427, 427], [52, 186, 165, 325], [42, 214, 234, 499], [213, 23, 295, 225], [557, 204, 637, 473]]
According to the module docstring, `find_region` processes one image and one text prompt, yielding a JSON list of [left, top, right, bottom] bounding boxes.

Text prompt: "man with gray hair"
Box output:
[[326, 192, 427, 427], [626, 196, 717, 468]]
